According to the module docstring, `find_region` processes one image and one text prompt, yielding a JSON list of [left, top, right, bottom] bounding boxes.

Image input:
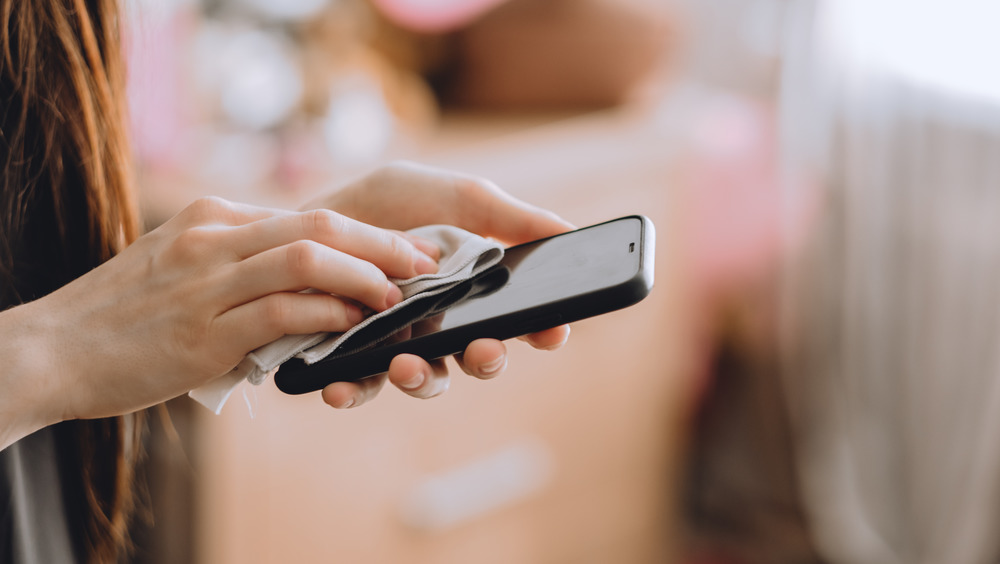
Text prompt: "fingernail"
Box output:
[[429, 378, 450, 398], [385, 282, 403, 309], [478, 356, 507, 377], [399, 370, 426, 391], [414, 251, 438, 275], [345, 304, 364, 325], [542, 327, 571, 351], [337, 398, 355, 409]]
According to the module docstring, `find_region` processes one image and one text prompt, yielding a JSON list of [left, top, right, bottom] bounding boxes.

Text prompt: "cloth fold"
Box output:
[[189, 225, 504, 413]]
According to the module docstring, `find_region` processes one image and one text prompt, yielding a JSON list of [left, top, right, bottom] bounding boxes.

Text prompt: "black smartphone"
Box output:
[[273, 215, 655, 395]]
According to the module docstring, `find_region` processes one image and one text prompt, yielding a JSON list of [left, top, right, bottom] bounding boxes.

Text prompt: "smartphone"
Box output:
[[273, 215, 655, 395]]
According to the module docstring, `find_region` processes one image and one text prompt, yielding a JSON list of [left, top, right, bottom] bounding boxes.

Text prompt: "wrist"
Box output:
[[0, 300, 71, 449]]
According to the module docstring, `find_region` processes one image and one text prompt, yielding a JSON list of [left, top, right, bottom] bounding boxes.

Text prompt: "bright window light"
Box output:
[[828, 0, 1000, 103]]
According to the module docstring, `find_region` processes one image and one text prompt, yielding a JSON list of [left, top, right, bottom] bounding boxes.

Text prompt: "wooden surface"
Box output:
[[190, 98, 697, 564]]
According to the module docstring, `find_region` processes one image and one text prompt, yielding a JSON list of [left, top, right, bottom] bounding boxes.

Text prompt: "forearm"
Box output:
[[0, 301, 66, 450]]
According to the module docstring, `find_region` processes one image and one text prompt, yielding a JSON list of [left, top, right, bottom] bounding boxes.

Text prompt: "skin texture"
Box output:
[[0, 161, 571, 449]]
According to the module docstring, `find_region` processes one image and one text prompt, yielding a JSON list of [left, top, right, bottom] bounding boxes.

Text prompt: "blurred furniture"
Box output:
[[431, 0, 674, 109]]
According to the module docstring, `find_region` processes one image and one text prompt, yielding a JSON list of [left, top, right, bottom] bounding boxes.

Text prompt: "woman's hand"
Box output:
[[303, 161, 574, 409], [0, 161, 572, 448], [0, 196, 439, 439]]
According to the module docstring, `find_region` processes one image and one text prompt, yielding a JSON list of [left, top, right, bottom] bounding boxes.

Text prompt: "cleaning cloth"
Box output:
[[189, 225, 505, 413]]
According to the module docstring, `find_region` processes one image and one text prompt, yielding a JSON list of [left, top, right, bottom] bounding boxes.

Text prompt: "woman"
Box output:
[[0, 1, 570, 562]]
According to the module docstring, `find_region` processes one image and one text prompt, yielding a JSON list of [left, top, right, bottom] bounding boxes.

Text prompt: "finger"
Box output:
[[227, 240, 402, 311], [387, 354, 450, 399], [226, 210, 437, 278], [174, 196, 295, 228], [335, 162, 575, 243], [394, 230, 441, 262], [213, 292, 365, 357], [450, 176, 576, 245], [518, 325, 571, 351], [322, 375, 387, 409], [454, 339, 508, 380]]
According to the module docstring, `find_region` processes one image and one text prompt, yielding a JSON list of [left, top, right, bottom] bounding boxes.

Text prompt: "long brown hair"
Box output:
[[0, 0, 143, 561]]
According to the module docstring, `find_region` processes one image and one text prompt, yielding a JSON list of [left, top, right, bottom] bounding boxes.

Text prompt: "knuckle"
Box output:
[[360, 260, 387, 287], [378, 160, 416, 179], [305, 209, 347, 242], [364, 165, 393, 187], [369, 160, 426, 190], [169, 226, 215, 262], [184, 196, 232, 223], [385, 232, 412, 261], [261, 295, 293, 330], [285, 240, 324, 278], [170, 316, 216, 366], [452, 175, 499, 229], [454, 175, 497, 199]]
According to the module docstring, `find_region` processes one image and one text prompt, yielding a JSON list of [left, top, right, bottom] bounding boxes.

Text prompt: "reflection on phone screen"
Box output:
[[334, 216, 643, 356], [332, 265, 511, 357]]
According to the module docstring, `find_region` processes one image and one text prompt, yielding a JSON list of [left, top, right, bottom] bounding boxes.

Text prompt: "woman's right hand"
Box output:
[[0, 196, 438, 445]]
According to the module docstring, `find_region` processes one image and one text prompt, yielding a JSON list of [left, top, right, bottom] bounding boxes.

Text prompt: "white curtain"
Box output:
[[778, 2, 1000, 563]]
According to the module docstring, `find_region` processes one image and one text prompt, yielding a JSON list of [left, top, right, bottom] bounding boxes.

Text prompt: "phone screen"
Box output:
[[335, 216, 645, 356], [435, 215, 643, 328], [276, 216, 651, 391]]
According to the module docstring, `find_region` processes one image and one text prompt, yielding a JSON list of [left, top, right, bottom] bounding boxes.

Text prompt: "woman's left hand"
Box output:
[[303, 161, 574, 409]]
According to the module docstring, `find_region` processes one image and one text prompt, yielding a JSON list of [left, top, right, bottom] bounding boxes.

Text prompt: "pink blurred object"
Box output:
[[675, 95, 817, 407], [125, 6, 194, 172], [679, 96, 814, 302], [370, 0, 509, 33]]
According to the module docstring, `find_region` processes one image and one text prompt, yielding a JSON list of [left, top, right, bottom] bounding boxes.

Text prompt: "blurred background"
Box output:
[[124, 0, 1000, 563]]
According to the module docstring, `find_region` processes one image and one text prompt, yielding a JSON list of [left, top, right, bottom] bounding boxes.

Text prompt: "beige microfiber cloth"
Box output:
[[189, 225, 504, 413]]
